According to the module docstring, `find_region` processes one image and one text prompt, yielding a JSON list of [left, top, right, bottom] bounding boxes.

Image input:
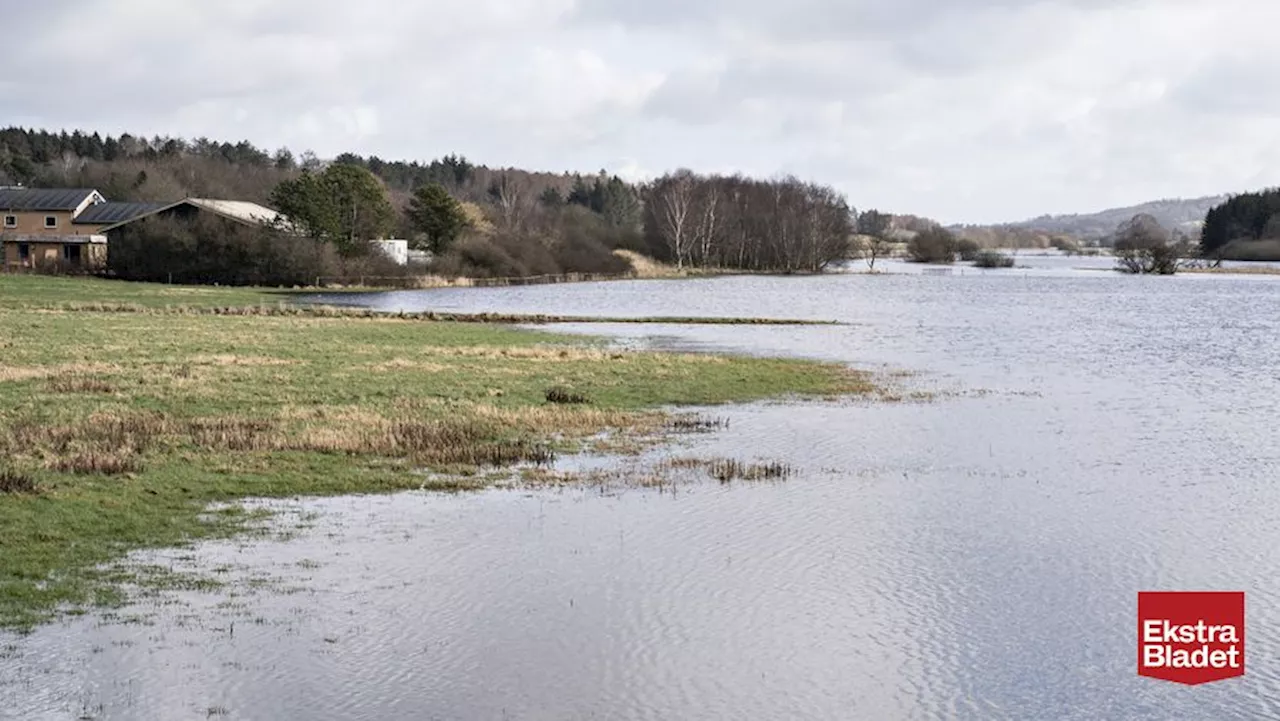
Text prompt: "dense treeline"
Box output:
[[951, 224, 1084, 250], [0, 127, 296, 204], [643, 171, 852, 272], [108, 215, 408, 286], [1, 127, 861, 279], [1200, 189, 1280, 260]]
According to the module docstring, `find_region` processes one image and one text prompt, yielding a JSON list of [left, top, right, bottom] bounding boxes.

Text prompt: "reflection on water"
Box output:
[[5, 264, 1280, 720]]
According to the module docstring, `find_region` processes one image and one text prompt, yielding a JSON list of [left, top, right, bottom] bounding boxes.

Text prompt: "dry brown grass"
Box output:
[[185, 417, 279, 452], [466, 404, 663, 436], [49, 451, 143, 476], [292, 418, 555, 467], [366, 359, 450, 373], [0, 406, 575, 477], [1182, 266, 1280, 276], [0, 366, 48, 383], [0, 362, 121, 384], [189, 354, 299, 367]]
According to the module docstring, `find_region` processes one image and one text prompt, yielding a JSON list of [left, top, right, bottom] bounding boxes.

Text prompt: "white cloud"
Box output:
[[7, 0, 1280, 222]]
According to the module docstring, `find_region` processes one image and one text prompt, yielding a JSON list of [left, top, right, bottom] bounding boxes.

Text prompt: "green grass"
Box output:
[[0, 275, 870, 630], [0, 273, 288, 308]]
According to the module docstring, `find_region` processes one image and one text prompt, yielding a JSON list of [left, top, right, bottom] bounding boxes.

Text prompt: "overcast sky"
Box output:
[[9, 0, 1280, 223]]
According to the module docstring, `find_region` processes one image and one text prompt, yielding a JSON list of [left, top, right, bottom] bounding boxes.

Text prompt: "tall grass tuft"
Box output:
[[545, 387, 591, 405], [0, 468, 38, 495]]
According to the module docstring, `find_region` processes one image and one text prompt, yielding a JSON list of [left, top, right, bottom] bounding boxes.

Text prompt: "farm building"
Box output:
[[97, 198, 289, 234], [0, 187, 172, 270], [0, 187, 118, 269]]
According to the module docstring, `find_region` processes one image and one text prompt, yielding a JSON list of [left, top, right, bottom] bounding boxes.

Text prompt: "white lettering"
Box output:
[[1144, 620, 1164, 643], [1140, 644, 1243, 669], [1144, 644, 1165, 668]]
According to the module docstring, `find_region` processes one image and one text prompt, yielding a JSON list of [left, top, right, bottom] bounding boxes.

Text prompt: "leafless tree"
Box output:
[[649, 170, 696, 269], [643, 171, 852, 273], [1112, 214, 1187, 274]]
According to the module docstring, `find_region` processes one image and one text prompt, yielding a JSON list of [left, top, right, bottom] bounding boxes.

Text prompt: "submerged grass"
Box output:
[[0, 275, 874, 630]]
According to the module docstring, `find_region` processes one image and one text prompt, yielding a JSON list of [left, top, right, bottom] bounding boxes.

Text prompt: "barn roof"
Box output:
[[73, 201, 167, 225], [98, 197, 291, 232], [0, 187, 102, 211], [185, 198, 285, 226]]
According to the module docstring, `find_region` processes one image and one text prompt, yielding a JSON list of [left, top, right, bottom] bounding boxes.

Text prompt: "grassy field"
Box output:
[[0, 275, 870, 630]]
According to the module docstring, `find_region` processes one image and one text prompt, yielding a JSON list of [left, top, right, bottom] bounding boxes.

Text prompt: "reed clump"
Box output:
[[545, 387, 591, 405], [50, 451, 143, 476], [0, 468, 38, 495], [668, 415, 729, 433], [657, 456, 795, 483]]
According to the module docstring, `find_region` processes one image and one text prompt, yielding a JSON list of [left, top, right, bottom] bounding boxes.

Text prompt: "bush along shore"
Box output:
[[0, 275, 872, 630]]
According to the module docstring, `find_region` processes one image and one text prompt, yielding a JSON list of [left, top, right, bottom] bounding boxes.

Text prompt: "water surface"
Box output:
[[5, 263, 1280, 720]]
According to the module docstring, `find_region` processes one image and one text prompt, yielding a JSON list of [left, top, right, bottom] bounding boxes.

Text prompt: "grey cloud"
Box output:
[[5, 0, 1280, 223], [572, 0, 1126, 39], [1168, 56, 1280, 116]]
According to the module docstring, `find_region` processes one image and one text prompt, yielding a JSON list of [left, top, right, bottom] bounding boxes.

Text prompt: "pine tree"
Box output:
[[407, 182, 470, 253]]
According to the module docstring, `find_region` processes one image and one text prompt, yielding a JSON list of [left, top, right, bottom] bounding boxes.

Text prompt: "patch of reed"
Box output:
[[545, 387, 591, 405], [0, 467, 38, 494], [668, 415, 729, 433], [185, 417, 279, 452], [49, 451, 143, 476]]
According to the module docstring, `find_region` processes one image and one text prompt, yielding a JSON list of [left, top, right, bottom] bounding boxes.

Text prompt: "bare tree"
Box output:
[[855, 210, 893, 272], [1112, 214, 1186, 274], [650, 170, 696, 269], [488, 171, 530, 231], [692, 181, 721, 267]]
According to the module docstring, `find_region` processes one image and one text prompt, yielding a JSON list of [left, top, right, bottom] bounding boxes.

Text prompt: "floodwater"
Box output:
[[5, 256, 1280, 720]]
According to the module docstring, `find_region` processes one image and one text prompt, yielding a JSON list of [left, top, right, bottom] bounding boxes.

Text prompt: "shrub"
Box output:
[[973, 250, 1015, 268], [430, 209, 634, 279], [0, 467, 38, 495], [1112, 215, 1187, 274], [956, 238, 982, 261], [107, 214, 413, 287], [545, 387, 591, 404], [907, 227, 959, 264], [1050, 237, 1081, 254]]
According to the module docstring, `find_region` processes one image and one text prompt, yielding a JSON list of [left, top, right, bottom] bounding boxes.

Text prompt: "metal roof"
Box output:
[[98, 198, 293, 233], [0, 187, 100, 211], [73, 202, 167, 225], [186, 198, 285, 226]]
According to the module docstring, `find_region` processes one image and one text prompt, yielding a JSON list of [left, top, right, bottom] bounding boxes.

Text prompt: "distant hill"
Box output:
[[1001, 195, 1229, 240]]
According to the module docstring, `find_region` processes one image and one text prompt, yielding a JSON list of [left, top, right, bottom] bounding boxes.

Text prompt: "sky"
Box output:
[[7, 0, 1280, 223]]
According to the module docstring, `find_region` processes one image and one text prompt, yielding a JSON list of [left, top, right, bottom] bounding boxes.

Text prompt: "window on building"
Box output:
[[45, 216, 58, 229], [2, 215, 15, 228], [18, 243, 30, 261], [63, 244, 82, 264]]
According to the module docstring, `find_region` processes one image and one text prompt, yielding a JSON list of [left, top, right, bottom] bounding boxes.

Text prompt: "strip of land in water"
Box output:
[[0, 275, 836, 325], [0, 275, 870, 630]]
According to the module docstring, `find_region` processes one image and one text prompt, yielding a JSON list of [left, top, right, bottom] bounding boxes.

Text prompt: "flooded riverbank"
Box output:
[[6, 265, 1280, 719]]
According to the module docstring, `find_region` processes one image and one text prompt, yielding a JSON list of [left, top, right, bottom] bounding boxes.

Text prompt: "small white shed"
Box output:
[[370, 239, 409, 266]]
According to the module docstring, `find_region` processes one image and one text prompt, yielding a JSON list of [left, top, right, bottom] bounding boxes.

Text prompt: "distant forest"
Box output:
[[0, 127, 854, 279], [1200, 189, 1280, 260]]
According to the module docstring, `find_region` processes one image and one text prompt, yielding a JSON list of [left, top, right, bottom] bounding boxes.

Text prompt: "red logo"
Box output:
[[1138, 591, 1245, 685]]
